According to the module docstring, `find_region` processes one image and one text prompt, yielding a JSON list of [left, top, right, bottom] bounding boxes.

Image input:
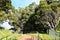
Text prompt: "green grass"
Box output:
[[0, 29, 22, 40], [39, 33, 53, 40], [4, 34, 22, 40], [0, 29, 12, 37], [0, 29, 57, 40], [56, 30, 60, 32]]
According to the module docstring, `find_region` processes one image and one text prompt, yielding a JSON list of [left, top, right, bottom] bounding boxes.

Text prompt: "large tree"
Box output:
[[0, 0, 11, 21], [8, 0, 60, 33], [0, 0, 11, 12], [8, 2, 37, 33], [37, 0, 60, 32], [0, 0, 11, 29], [23, 0, 60, 33]]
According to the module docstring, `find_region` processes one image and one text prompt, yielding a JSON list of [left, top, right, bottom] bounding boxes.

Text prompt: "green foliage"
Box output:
[[8, 0, 60, 33], [0, 27, 4, 29], [0, 0, 11, 12], [0, 11, 7, 22], [57, 21, 60, 31], [23, 0, 60, 33], [8, 2, 37, 33], [0, 29, 12, 37], [0, 29, 21, 40], [0, 0, 12, 27], [37, 0, 60, 30]]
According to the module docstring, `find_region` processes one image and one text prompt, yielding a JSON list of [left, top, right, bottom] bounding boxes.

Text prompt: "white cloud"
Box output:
[[1, 22, 13, 29]]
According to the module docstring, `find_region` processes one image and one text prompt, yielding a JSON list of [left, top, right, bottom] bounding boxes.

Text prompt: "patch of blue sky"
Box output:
[[11, 0, 40, 9]]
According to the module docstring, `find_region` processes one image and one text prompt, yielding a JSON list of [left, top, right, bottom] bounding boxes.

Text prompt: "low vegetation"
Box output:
[[0, 0, 60, 40], [0, 29, 22, 40]]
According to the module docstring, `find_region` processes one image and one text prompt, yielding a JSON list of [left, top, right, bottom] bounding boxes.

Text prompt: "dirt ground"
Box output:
[[19, 34, 38, 40]]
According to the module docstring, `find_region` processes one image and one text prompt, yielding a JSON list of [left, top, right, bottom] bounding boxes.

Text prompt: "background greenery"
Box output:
[[0, 0, 60, 40]]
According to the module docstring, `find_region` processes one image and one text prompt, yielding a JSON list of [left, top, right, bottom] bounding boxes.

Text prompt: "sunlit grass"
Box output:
[[0, 29, 58, 40], [0, 29, 22, 40], [39, 34, 53, 40], [56, 30, 60, 32]]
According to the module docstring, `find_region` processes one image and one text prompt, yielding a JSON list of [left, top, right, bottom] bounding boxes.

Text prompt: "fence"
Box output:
[[49, 29, 60, 40]]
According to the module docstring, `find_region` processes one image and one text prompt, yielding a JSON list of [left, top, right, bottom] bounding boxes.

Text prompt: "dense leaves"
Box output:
[[0, 0, 12, 30], [0, 0, 11, 12], [8, 0, 60, 33], [57, 21, 60, 31], [0, 0, 60, 33], [23, 0, 60, 33], [8, 3, 37, 33], [0, 11, 7, 22]]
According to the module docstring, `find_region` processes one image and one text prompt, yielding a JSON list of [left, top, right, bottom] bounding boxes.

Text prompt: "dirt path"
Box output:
[[19, 34, 38, 40]]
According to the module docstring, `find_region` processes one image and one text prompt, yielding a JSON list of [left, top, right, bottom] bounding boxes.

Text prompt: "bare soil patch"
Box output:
[[19, 34, 38, 40]]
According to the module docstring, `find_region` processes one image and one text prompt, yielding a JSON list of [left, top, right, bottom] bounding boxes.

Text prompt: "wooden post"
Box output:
[[54, 29, 56, 40]]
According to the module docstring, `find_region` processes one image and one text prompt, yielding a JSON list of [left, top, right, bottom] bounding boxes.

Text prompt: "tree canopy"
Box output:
[[0, 0, 60, 33], [0, 0, 11, 22]]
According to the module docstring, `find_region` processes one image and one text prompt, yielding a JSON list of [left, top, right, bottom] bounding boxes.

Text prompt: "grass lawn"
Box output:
[[0, 29, 22, 40], [0, 29, 57, 40]]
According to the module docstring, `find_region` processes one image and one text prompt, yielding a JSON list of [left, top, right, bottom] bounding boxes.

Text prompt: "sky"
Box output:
[[2, 22, 13, 29], [11, 0, 40, 9], [0, 0, 40, 29], [1, 20, 13, 29]]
